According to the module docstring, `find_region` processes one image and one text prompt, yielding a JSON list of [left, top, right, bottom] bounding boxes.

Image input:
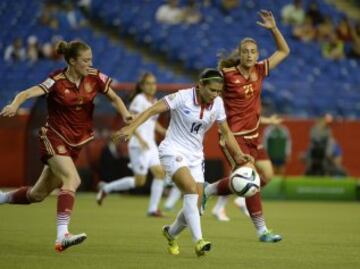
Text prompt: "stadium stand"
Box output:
[[0, 0, 359, 118], [87, 0, 360, 118]]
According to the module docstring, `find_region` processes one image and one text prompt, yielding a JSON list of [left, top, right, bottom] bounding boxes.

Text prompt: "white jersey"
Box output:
[[159, 88, 226, 166], [128, 93, 158, 148]]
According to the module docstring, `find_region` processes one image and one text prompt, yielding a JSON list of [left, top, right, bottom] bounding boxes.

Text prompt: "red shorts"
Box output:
[[221, 134, 269, 166], [235, 135, 269, 161], [39, 127, 81, 164]]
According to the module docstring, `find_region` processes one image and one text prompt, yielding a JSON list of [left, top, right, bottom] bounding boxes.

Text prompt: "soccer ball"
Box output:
[[230, 166, 260, 197]]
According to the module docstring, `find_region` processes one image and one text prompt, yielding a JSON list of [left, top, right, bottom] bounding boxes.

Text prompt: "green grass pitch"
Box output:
[[0, 194, 359, 269]]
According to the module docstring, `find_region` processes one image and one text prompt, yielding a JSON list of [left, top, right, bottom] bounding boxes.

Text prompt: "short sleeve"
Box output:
[[97, 71, 112, 94], [162, 91, 183, 110], [216, 98, 227, 122], [129, 95, 144, 114], [257, 59, 270, 78], [38, 77, 55, 94]]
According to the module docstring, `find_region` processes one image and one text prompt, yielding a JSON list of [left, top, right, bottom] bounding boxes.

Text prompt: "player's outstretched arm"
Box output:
[[105, 88, 133, 123], [257, 10, 290, 70], [218, 120, 255, 166], [113, 99, 169, 143], [0, 86, 45, 117]]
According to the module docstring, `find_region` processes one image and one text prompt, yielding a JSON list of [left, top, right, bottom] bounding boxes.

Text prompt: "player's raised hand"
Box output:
[[257, 10, 276, 30], [0, 104, 18, 117]]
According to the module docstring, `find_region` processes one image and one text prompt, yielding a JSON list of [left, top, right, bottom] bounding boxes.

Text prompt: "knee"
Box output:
[[60, 175, 81, 191], [183, 183, 197, 194], [29, 190, 47, 203], [135, 176, 146, 187]]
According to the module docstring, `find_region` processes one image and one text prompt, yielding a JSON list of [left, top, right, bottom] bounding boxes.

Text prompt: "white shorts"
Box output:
[[159, 152, 205, 183], [128, 145, 161, 175]]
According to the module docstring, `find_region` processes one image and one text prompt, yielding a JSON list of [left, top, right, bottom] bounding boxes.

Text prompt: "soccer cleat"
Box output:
[[147, 210, 164, 217], [96, 181, 107, 206], [211, 208, 230, 222], [162, 225, 180, 255], [0, 191, 9, 204], [259, 230, 282, 243], [55, 233, 87, 252], [194, 239, 211, 257]]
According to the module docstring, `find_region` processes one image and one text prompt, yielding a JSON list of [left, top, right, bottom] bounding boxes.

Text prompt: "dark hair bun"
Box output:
[[56, 41, 68, 55]]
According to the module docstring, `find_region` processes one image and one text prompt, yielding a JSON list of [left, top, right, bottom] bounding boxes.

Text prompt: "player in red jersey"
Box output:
[[204, 10, 290, 242], [0, 40, 132, 252]]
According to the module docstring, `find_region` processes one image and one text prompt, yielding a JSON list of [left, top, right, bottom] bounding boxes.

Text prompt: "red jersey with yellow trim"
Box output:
[[38, 68, 112, 147], [222, 60, 269, 135]]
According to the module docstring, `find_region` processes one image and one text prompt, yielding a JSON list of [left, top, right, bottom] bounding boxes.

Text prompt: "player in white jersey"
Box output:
[[96, 72, 167, 217], [113, 69, 253, 257]]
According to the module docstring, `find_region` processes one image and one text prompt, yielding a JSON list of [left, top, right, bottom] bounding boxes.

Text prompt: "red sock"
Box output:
[[10, 186, 32, 204], [245, 191, 262, 217], [216, 177, 232, 195], [57, 190, 75, 236], [246, 171, 269, 217]]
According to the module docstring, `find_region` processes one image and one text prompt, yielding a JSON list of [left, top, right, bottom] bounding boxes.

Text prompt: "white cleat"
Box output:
[[0, 191, 10, 204], [55, 233, 87, 252]]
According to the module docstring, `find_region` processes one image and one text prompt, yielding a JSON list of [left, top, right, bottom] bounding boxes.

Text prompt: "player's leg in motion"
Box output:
[[163, 167, 211, 256], [0, 166, 61, 205], [164, 185, 182, 211], [96, 175, 136, 205], [48, 156, 87, 252], [250, 159, 281, 242], [147, 164, 165, 216], [211, 196, 230, 221]]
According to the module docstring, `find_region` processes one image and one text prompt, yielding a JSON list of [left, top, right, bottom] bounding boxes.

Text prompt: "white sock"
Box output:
[[0, 191, 10, 204], [164, 186, 182, 210], [168, 209, 187, 238], [57, 224, 69, 241], [212, 195, 229, 213], [183, 194, 202, 242], [252, 215, 268, 236], [148, 178, 164, 213], [205, 182, 218, 197], [103, 177, 135, 193]]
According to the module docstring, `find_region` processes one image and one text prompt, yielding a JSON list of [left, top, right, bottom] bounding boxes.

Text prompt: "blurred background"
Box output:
[[0, 0, 359, 201]]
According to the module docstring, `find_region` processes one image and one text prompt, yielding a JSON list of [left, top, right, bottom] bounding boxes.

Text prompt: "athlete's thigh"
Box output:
[[31, 165, 62, 196], [255, 159, 274, 182], [172, 166, 197, 194], [47, 155, 80, 182]]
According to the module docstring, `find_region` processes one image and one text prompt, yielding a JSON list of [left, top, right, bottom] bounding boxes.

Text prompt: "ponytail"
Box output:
[[55, 40, 90, 63]]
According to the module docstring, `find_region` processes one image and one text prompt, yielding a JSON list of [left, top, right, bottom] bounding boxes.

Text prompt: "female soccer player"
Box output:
[[0, 40, 132, 252], [96, 72, 167, 217], [113, 69, 252, 257], [204, 10, 290, 242]]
